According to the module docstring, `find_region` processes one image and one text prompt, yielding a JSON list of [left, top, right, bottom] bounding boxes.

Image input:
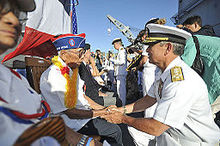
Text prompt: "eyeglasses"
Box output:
[[65, 48, 86, 58]]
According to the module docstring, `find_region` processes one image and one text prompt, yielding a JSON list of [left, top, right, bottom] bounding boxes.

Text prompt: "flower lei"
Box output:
[[51, 56, 78, 108]]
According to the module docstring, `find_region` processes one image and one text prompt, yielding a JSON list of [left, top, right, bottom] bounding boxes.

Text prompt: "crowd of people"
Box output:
[[0, 0, 220, 146]]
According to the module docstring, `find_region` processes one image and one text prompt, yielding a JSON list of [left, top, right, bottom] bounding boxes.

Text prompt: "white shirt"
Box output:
[[40, 57, 91, 131], [142, 45, 156, 68], [0, 64, 43, 146], [105, 59, 114, 71], [110, 47, 127, 76], [148, 57, 220, 145]]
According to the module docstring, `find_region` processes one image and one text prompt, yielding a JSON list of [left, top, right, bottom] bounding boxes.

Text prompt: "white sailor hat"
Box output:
[[15, 0, 36, 12], [143, 24, 192, 45], [146, 18, 159, 25], [112, 38, 122, 44]]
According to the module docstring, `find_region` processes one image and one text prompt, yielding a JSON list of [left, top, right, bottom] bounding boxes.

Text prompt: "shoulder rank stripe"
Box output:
[[170, 66, 184, 82]]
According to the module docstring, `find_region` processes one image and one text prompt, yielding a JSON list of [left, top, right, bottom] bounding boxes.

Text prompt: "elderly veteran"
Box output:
[[0, 0, 102, 146], [40, 34, 123, 146], [102, 24, 220, 146]]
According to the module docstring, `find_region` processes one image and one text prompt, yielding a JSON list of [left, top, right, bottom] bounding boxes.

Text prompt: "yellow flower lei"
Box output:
[[51, 56, 78, 108]]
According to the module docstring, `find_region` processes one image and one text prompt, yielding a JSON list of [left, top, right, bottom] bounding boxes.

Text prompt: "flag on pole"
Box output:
[[2, 0, 78, 62], [71, 0, 78, 34]]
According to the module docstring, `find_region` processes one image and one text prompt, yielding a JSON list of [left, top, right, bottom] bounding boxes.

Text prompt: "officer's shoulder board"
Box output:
[[170, 66, 184, 82]]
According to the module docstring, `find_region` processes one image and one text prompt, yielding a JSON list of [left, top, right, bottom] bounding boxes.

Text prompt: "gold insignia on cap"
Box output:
[[143, 37, 169, 44], [170, 66, 184, 82]]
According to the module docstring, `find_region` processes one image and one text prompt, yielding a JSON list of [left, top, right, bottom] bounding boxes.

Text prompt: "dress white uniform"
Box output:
[[0, 64, 59, 146], [40, 56, 91, 131], [110, 47, 127, 105], [147, 57, 220, 146]]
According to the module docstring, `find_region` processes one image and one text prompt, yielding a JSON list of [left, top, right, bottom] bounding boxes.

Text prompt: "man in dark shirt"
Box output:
[[79, 44, 122, 107], [177, 15, 217, 36]]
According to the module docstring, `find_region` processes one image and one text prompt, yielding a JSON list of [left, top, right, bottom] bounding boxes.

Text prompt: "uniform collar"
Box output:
[[82, 61, 86, 66], [159, 56, 182, 82], [119, 47, 124, 50]]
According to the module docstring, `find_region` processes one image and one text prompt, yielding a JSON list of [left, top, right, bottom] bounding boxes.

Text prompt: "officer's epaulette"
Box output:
[[170, 66, 184, 82]]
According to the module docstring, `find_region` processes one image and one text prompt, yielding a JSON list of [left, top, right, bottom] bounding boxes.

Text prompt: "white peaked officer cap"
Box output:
[[15, 0, 36, 12], [143, 24, 192, 45], [112, 38, 122, 44]]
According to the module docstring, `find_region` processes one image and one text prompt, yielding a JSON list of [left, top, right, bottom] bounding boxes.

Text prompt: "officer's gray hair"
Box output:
[[160, 41, 185, 55]]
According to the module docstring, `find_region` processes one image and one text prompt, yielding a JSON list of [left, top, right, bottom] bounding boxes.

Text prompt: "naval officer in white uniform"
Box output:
[[110, 38, 127, 106], [102, 24, 220, 146]]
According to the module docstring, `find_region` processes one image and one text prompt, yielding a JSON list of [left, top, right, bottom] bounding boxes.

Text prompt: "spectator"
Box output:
[[95, 49, 103, 72], [105, 51, 116, 91], [181, 34, 220, 126], [177, 15, 216, 36], [84, 44, 107, 88], [102, 24, 220, 146], [79, 44, 108, 106], [40, 34, 123, 145]]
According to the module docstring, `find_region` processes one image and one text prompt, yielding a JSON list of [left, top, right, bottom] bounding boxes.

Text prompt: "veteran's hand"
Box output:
[[101, 110, 125, 124], [105, 105, 119, 113], [92, 108, 109, 118]]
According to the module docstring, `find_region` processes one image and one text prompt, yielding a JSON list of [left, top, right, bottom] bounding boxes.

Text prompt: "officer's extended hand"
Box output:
[[105, 105, 119, 113], [101, 110, 124, 124]]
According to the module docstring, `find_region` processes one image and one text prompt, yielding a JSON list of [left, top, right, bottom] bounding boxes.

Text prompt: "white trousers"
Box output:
[[116, 75, 127, 106], [128, 126, 155, 146]]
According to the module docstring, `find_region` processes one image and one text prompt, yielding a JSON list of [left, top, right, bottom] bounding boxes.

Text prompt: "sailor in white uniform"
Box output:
[[102, 24, 220, 146], [110, 38, 127, 106]]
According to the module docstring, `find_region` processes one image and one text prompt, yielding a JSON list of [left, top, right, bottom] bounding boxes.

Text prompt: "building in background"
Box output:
[[171, 0, 220, 36]]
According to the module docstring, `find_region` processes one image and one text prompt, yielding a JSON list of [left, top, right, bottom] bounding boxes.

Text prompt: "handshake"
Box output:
[[93, 105, 128, 124]]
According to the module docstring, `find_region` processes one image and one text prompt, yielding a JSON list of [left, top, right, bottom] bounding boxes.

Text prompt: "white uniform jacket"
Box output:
[[148, 57, 220, 145], [105, 59, 114, 71], [40, 56, 91, 131], [110, 47, 127, 76], [0, 64, 44, 146]]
